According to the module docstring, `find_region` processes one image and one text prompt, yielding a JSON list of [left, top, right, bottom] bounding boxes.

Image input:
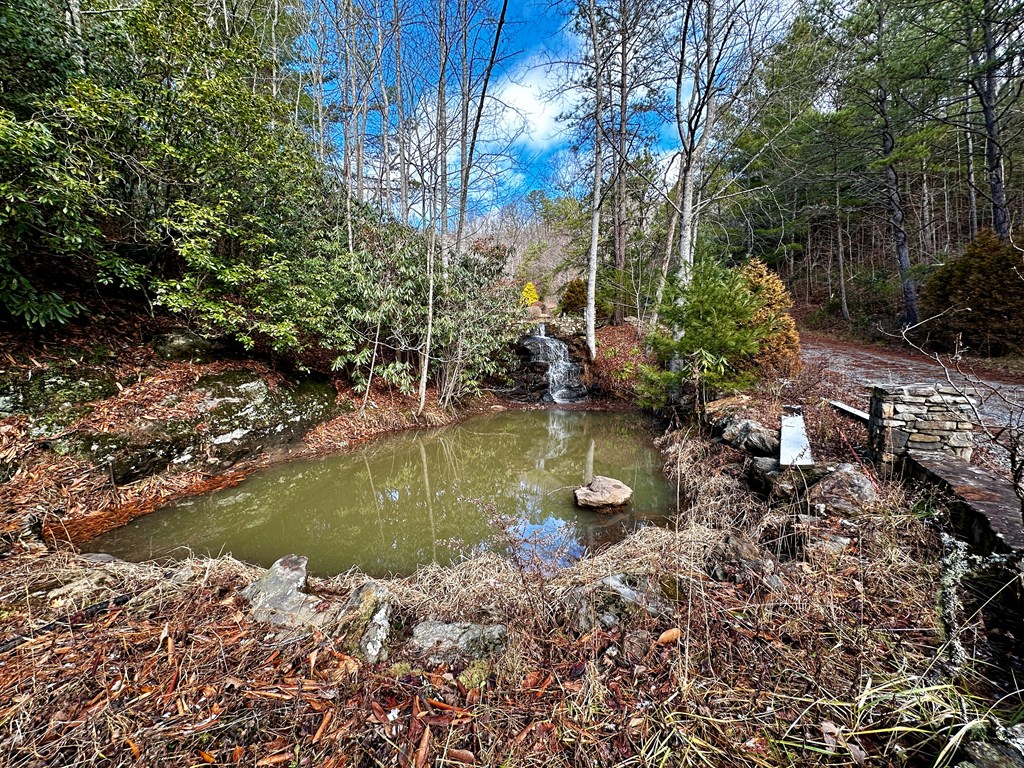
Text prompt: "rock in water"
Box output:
[[574, 475, 633, 509]]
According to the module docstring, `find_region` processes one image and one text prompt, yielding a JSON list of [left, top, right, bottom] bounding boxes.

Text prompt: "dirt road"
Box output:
[[800, 333, 1024, 427]]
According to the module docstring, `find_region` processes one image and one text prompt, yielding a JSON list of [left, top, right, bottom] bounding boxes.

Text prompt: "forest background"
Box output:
[[2, 0, 1024, 403]]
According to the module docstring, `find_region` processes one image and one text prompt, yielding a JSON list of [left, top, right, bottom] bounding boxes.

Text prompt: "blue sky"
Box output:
[[490, 0, 582, 195], [486, 0, 680, 204]]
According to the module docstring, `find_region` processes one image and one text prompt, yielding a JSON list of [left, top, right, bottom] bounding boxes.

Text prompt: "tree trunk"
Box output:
[[875, 5, 918, 326], [394, 0, 409, 224], [613, 0, 629, 325], [835, 182, 851, 322], [965, 94, 978, 239], [584, 0, 603, 361], [882, 152, 919, 326], [419, 0, 450, 415], [676, 160, 697, 288], [649, 172, 684, 333], [456, 0, 509, 253], [974, 9, 1010, 239]]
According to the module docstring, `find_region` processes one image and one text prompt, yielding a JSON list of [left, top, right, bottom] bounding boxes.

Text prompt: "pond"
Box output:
[[85, 410, 676, 576]]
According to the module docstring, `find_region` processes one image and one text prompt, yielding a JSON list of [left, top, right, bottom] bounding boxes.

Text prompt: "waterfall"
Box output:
[[521, 328, 587, 403]]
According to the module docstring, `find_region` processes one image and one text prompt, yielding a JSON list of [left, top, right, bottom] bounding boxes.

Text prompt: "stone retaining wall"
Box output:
[[868, 384, 977, 463]]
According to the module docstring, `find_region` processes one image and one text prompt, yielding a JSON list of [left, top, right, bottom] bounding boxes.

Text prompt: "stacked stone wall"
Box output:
[[868, 384, 977, 463]]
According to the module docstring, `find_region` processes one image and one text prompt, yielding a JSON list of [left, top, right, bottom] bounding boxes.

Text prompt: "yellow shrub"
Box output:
[[740, 259, 801, 376], [520, 281, 540, 307]]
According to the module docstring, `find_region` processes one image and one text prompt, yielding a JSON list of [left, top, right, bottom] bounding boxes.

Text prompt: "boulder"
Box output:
[[564, 573, 670, 633], [409, 620, 506, 665], [241, 558, 395, 656], [153, 330, 217, 362], [703, 394, 752, 418], [199, 371, 336, 463], [805, 530, 853, 558], [719, 418, 780, 457], [241, 554, 322, 628], [75, 419, 200, 485], [705, 531, 781, 589], [805, 463, 878, 516], [747, 457, 832, 501], [962, 726, 1024, 768], [338, 581, 393, 663], [2, 367, 117, 438], [574, 476, 633, 509], [777, 514, 857, 561], [748, 457, 783, 494]]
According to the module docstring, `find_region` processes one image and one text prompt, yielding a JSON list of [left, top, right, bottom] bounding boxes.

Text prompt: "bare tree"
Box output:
[[669, 0, 784, 289], [581, 0, 611, 359]]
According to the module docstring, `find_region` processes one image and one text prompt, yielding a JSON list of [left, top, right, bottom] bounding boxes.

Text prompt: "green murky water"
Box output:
[[85, 410, 675, 576]]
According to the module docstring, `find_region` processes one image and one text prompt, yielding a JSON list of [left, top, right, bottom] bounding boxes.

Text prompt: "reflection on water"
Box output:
[[85, 410, 675, 576]]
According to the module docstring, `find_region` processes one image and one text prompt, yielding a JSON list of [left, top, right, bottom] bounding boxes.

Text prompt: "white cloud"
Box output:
[[494, 59, 574, 152]]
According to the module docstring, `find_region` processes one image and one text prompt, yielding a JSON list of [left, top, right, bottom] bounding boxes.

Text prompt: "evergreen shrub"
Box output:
[[641, 257, 801, 407], [739, 259, 801, 376], [921, 229, 1024, 356], [559, 278, 587, 315]]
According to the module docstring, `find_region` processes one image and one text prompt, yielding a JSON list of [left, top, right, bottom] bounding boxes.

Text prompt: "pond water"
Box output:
[[85, 410, 675, 576]]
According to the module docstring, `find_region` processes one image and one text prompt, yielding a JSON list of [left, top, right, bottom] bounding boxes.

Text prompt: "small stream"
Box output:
[[85, 410, 674, 576]]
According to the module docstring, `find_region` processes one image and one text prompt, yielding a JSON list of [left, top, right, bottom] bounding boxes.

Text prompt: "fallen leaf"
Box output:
[[256, 753, 293, 766], [848, 742, 867, 765], [313, 710, 333, 743], [414, 725, 431, 768], [657, 628, 682, 645], [820, 721, 840, 751]]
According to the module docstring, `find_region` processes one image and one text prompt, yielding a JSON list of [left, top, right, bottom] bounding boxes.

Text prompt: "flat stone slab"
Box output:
[[779, 412, 814, 468], [907, 453, 1024, 555], [828, 399, 870, 425]]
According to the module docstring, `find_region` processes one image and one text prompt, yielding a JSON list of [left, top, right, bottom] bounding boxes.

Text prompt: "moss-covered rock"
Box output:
[[0, 368, 116, 418], [70, 419, 202, 485], [337, 581, 392, 663], [0, 368, 117, 440], [198, 370, 336, 463], [152, 330, 218, 362]]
